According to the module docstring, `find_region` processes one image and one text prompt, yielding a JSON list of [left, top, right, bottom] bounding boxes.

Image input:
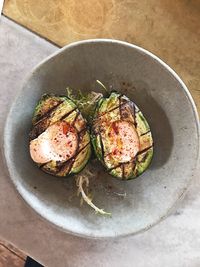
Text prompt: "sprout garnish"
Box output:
[[76, 170, 111, 216]]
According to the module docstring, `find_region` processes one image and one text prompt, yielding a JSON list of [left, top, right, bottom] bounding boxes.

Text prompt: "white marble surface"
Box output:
[[0, 16, 200, 267]]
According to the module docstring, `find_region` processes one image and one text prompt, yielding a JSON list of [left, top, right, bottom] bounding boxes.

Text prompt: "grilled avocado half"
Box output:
[[29, 94, 91, 177], [91, 92, 153, 180]]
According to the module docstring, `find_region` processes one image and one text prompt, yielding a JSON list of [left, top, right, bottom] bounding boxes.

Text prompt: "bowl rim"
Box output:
[[3, 39, 200, 239]]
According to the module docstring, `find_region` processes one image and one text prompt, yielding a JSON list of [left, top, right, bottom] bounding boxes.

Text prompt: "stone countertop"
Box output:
[[0, 17, 200, 267]]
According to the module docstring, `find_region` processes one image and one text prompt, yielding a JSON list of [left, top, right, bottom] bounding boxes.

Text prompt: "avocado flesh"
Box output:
[[92, 92, 153, 180], [30, 94, 91, 177]]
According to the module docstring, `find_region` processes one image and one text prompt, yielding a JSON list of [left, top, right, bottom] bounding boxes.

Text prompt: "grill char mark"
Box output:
[[137, 145, 153, 156], [71, 111, 81, 127], [78, 127, 87, 135], [92, 100, 132, 129], [138, 151, 149, 163], [58, 128, 81, 175], [56, 141, 90, 175], [60, 108, 77, 121], [30, 107, 78, 141], [133, 104, 137, 128], [34, 101, 64, 125], [140, 130, 151, 136], [107, 144, 152, 175], [119, 94, 123, 120], [107, 144, 152, 172], [108, 162, 124, 172], [41, 138, 90, 176]]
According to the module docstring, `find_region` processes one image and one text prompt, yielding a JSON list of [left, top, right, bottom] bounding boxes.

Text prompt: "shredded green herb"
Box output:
[[66, 87, 103, 123], [66, 80, 110, 123]]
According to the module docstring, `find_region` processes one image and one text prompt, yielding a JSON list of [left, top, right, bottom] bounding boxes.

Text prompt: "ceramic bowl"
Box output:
[[3, 39, 199, 238]]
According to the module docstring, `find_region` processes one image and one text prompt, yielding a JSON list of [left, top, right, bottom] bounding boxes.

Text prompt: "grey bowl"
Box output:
[[3, 39, 199, 238]]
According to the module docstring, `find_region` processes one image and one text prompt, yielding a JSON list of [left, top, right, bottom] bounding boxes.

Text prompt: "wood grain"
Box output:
[[0, 240, 26, 267], [3, 0, 200, 113]]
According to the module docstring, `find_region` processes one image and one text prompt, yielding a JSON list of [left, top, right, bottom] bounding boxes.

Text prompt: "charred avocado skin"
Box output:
[[91, 92, 153, 180], [30, 94, 91, 177]]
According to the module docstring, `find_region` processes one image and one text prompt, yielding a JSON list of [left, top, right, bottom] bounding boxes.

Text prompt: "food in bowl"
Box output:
[[29, 83, 153, 214], [91, 92, 153, 180], [29, 94, 91, 176]]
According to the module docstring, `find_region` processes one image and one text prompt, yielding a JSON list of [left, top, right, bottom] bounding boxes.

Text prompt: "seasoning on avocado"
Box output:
[[91, 92, 153, 180], [29, 94, 91, 177]]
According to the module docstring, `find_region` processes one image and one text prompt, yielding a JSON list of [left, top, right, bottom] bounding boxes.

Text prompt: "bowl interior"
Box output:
[[4, 40, 199, 238]]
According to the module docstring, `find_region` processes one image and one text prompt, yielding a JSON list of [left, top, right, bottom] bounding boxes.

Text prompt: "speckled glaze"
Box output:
[[3, 39, 200, 238]]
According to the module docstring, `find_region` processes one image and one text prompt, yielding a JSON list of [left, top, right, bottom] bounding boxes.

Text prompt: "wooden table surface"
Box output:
[[0, 241, 26, 267], [3, 0, 200, 113]]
